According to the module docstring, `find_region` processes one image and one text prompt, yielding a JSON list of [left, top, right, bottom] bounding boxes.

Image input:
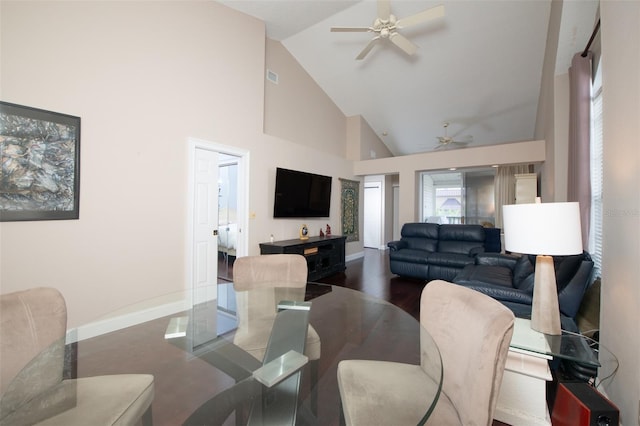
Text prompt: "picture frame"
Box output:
[[1, 101, 81, 221], [340, 178, 360, 242]]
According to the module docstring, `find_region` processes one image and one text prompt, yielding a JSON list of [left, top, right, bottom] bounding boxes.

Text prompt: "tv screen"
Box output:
[[273, 168, 332, 218]]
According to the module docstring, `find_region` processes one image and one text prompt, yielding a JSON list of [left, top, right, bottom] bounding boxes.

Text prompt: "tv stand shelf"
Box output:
[[259, 235, 346, 281]]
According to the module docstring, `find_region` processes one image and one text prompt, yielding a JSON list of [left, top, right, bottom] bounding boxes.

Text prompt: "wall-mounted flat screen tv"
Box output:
[[273, 167, 332, 218]]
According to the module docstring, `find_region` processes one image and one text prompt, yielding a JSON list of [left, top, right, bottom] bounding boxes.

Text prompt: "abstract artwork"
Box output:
[[1, 101, 80, 221], [340, 178, 359, 242]]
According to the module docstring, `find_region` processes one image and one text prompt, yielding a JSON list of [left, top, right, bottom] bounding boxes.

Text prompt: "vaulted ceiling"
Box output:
[[221, 0, 599, 156]]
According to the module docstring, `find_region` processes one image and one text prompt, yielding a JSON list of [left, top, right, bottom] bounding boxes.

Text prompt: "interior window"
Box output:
[[420, 168, 496, 227]]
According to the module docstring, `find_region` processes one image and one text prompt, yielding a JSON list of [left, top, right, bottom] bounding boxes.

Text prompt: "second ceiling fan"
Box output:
[[331, 0, 445, 60], [434, 122, 473, 150]]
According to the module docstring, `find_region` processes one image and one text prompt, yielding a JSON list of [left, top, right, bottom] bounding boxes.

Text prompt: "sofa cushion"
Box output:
[[401, 223, 439, 252], [437, 225, 486, 255], [389, 249, 431, 265], [461, 283, 535, 305], [554, 254, 584, 291], [438, 224, 485, 242], [401, 223, 439, 239], [454, 265, 513, 288], [476, 253, 519, 269], [512, 256, 535, 289], [427, 252, 476, 268]]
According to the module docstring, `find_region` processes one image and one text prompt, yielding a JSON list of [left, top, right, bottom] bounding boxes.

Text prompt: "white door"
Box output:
[[192, 147, 219, 302], [364, 183, 382, 249]]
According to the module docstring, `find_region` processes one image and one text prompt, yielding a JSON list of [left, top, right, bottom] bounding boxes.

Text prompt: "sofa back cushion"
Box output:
[[553, 253, 586, 291], [512, 255, 535, 292], [401, 223, 439, 252], [438, 225, 486, 255], [512, 253, 587, 295]]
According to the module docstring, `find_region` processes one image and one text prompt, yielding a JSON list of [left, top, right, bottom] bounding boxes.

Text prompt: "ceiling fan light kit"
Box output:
[[330, 0, 445, 60]]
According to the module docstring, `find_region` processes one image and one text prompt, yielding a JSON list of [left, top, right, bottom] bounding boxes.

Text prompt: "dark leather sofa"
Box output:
[[387, 223, 502, 281], [453, 251, 594, 322]]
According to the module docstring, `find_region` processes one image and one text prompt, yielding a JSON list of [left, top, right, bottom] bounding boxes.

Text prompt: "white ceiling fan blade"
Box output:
[[390, 32, 418, 56], [356, 37, 380, 60], [377, 0, 391, 21], [397, 4, 445, 29], [331, 27, 372, 33]]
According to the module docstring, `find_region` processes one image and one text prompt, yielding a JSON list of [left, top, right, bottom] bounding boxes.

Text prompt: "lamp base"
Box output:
[[531, 255, 562, 335]]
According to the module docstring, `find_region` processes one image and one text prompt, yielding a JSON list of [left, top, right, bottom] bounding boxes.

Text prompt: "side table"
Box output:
[[494, 318, 600, 426]]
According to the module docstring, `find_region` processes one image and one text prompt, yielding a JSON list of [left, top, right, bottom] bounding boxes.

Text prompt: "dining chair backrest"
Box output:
[[421, 280, 515, 425], [0, 287, 67, 415], [233, 254, 308, 291]]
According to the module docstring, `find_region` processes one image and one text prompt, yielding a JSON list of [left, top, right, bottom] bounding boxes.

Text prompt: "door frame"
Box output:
[[186, 138, 250, 293]]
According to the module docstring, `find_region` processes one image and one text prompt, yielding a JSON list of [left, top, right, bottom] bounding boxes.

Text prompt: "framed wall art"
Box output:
[[340, 178, 359, 242], [1, 101, 80, 221]]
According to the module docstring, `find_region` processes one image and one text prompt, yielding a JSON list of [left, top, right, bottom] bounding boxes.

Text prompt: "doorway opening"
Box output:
[[186, 138, 249, 305], [217, 154, 239, 282]]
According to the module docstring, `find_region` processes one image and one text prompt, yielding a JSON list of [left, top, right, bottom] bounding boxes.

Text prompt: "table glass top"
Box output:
[[510, 318, 600, 368], [59, 282, 442, 426]]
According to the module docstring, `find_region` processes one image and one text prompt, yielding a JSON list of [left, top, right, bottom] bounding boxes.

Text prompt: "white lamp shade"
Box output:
[[503, 202, 583, 255]]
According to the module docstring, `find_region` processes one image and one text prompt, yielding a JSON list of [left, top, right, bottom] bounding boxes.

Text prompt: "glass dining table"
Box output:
[[65, 282, 443, 426]]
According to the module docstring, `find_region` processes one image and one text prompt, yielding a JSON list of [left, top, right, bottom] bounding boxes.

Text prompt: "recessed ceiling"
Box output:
[[222, 0, 599, 157]]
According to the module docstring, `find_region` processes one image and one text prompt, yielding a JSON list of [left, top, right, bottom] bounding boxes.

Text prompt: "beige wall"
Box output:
[[0, 1, 359, 326], [599, 1, 640, 423], [264, 38, 347, 158], [345, 115, 393, 161], [552, 73, 570, 202], [535, 0, 563, 201], [353, 140, 545, 226]]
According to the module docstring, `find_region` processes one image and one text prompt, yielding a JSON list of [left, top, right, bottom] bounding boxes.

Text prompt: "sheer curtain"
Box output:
[[568, 51, 593, 250], [494, 164, 531, 229]]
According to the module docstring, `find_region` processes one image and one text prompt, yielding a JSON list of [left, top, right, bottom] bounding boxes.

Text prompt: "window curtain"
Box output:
[[568, 51, 592, 250], [494, 164, 531, 229]]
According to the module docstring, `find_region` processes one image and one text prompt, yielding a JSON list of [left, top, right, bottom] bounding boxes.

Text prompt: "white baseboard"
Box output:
[[346, 251, 365, 262], [66, 300, 189, 343], [66, 287, 223, 343]]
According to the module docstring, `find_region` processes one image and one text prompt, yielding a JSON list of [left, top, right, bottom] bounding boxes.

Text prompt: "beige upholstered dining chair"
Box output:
[[338, 279, 515, 426], [232, 254, 321, 417], [0, 287, 154, 426], [232, 254, 321, 363]]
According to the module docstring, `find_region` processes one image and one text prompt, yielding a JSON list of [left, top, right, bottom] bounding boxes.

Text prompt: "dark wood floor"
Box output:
[[315, 248, 425, 319], [220, 248, 425, 319]]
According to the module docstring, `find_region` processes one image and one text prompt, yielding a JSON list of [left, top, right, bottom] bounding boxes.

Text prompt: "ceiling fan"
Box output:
[[434, 122, 473, 150], [330, 0, 445, 60]]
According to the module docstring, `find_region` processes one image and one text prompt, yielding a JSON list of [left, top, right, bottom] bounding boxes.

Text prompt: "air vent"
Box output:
[[266, 69, 279, 84]]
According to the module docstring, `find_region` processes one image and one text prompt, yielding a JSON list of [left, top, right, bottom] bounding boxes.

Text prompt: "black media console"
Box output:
[[259, 235, 346, 281]]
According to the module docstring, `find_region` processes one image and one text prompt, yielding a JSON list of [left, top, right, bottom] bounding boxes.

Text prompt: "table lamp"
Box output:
[[502, 201, 582, 335]]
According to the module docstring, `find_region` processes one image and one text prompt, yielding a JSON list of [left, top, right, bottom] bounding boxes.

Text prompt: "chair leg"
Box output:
[[141, 405, 153, 426]]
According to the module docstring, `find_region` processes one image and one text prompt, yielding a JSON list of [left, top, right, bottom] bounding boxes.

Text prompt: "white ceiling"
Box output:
[[221, 0, 599, 157]]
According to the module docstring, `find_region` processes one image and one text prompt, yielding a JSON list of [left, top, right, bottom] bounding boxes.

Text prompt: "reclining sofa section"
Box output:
[[387, 223, 501, 282], [453, 251, 594, 321]]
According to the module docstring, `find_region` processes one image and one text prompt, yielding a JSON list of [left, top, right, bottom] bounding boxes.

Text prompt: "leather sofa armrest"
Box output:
[[387, 240, 407, 251], [475, 253, 519, 269]]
